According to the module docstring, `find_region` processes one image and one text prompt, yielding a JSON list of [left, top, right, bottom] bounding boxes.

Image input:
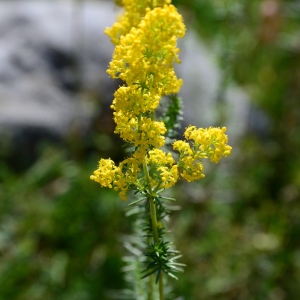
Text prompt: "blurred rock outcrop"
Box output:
[[0, 1, 117, 131], [0, 0, 249, 169]]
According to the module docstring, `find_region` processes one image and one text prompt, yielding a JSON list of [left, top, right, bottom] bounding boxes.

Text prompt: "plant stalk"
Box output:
[[143, 157, 164, 300]]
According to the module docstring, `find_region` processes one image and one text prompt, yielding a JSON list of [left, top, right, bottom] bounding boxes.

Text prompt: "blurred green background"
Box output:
[[1, 0, 300, 299]]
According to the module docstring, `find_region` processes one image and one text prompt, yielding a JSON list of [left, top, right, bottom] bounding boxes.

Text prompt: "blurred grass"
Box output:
[[0, 145, 128, 300]]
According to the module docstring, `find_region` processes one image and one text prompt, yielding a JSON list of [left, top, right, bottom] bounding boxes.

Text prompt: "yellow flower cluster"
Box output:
[[173, 127, 232, 182], [90, 158, 117, 188], [106, 0, 172, 45], [108, 4, 185, 151], [147, 149, 178, 189], [91, 3, 185, 200], [91, 0, 232, 200], [90, 154, 142, 201]]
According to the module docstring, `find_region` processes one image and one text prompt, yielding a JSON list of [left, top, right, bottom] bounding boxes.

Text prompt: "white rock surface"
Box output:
[[0, 0, 117, 135]]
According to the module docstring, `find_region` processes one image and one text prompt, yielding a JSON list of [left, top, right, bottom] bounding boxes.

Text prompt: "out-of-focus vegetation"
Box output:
[[171, 0, 300, 299], [0, 144, 127, 300], [1, 0, 300, 299]]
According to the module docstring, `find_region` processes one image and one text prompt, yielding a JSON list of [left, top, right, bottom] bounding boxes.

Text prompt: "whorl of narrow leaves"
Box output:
[[125, 196, 184, 285], [160, 95, 183, 141]]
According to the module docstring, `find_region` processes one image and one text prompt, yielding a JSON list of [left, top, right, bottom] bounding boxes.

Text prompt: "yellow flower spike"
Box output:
[[90, 3, 232, 298], [91, 1, 231, 201], [104, 5, 186, 158]]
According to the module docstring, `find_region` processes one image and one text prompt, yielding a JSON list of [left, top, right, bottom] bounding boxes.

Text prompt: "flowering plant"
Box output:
[[91, 1, 232, 299]]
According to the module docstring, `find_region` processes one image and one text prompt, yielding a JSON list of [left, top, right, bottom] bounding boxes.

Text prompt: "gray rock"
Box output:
[[0, 0, 117, 136], [178, 29, 250, 144], [0, 1, 251, 169]]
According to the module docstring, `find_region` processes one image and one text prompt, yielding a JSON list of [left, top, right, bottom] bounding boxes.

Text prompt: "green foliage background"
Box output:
[[1, 0, 300, 299]]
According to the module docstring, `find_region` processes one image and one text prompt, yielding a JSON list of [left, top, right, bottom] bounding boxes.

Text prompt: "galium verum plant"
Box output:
[[90, 0, 232, 299]]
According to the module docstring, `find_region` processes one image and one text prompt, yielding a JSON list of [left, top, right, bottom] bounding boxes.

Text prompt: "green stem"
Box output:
[[159, 274, 164, 300], [149, 196, 159, 242], [150, 0, 154, 10], [147, 274, 154, 300], [143, 157, 164, 300]]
